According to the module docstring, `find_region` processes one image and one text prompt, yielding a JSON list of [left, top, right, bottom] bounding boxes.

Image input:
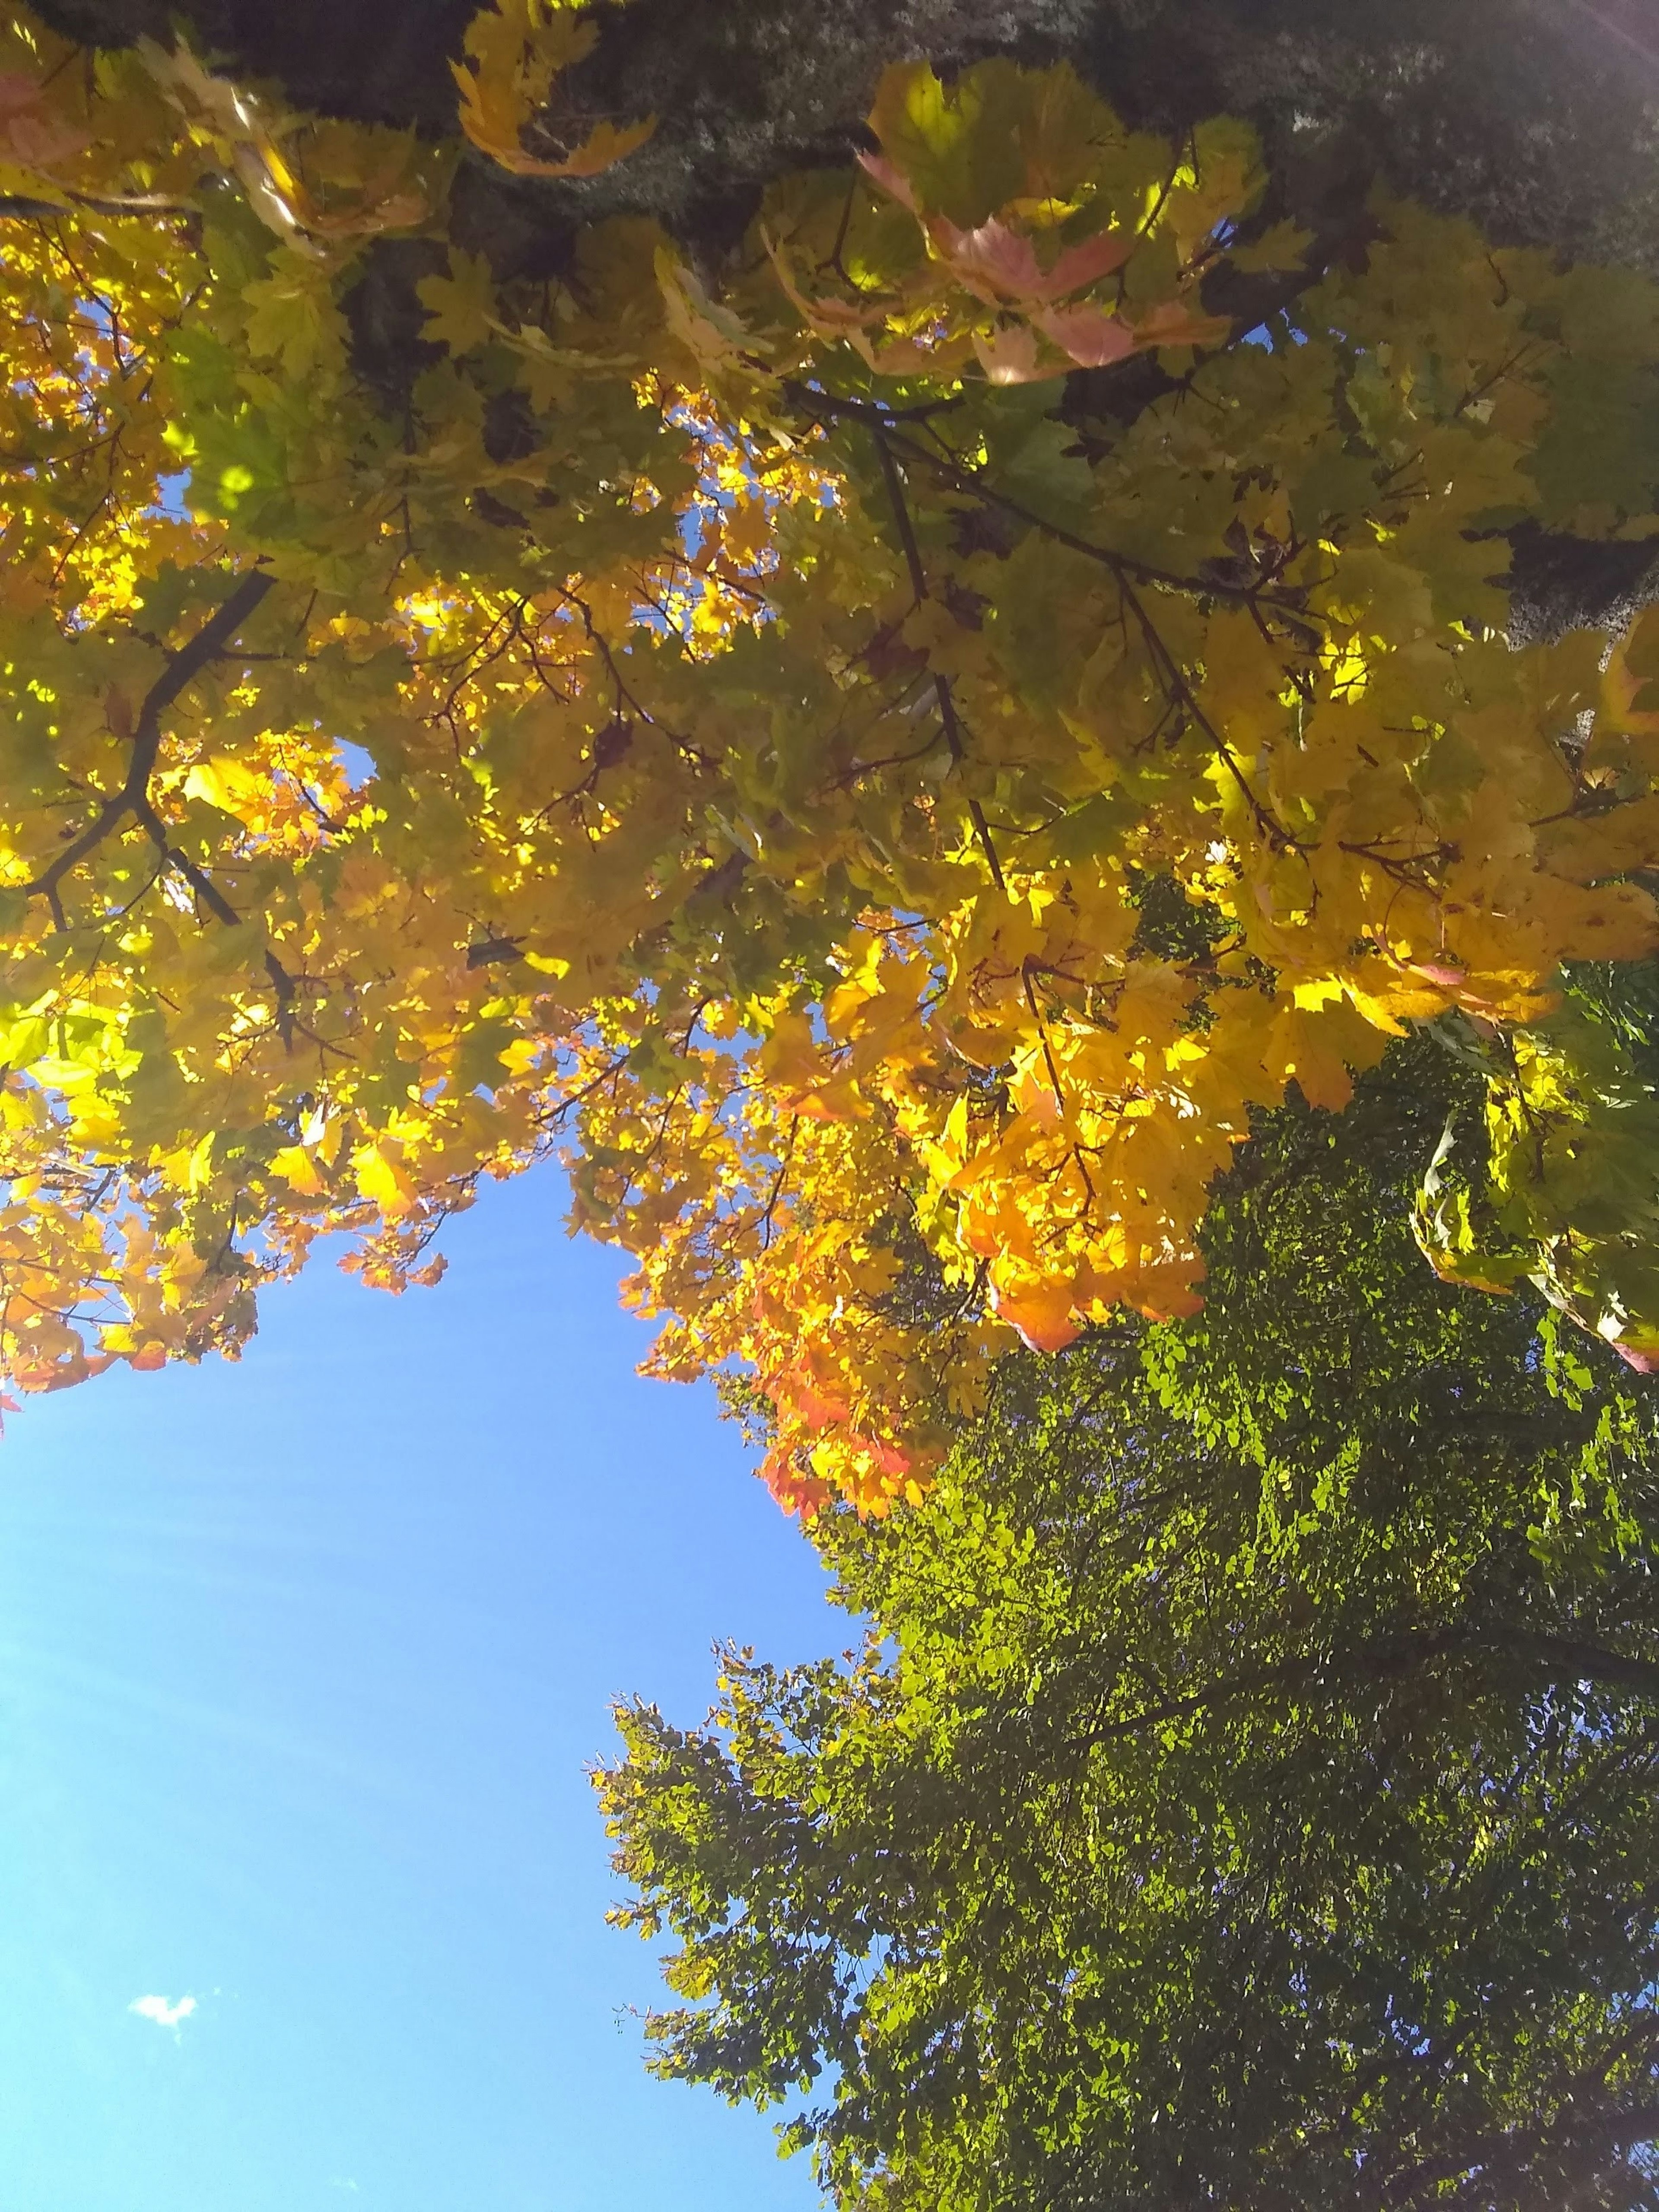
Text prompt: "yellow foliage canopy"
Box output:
[[0, 6, 1656, 1507]]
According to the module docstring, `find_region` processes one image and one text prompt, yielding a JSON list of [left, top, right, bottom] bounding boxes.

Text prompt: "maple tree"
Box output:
[[601, 1058, 1659, 2209], [0, 1, 1658, 1509]]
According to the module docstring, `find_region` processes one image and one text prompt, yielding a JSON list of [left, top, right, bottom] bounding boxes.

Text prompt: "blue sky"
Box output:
[[0, 1167, 833, 2211]]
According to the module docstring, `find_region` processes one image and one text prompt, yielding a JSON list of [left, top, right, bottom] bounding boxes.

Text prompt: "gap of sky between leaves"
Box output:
[[0, 1161, 831, 2212]]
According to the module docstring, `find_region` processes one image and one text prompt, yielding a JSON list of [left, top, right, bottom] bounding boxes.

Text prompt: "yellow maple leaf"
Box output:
[[242, 259, 344, 378], [417, 248, 499, 357], [451, 0, 654, 179], [353, 1142, 419, 1217], [524, 114, 657, 181], [270, 1143, 326, 1195]]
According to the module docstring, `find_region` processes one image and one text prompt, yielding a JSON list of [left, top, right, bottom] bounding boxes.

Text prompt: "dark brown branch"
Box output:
[[1074, 1623, 1659, 1751], [1110, 567, 1299, 852], [25, 566, 276, 925], [753, 1114, 798, 1251], [1480, 1626, 1659, 1701], [867, 424, 1007, 895], [466, 934, 525, 968], [799, 385, 1302, 857], [262, 949, 300, 1049], [0, 188, 194, 220], [788, 381, 1321, 623]]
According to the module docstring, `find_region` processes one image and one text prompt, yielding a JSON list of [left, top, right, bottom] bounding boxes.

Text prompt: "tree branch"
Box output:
[[25, 567, 276, 927], [1073, 1622, 1659, 1751], [866, 423, 1007, 895]]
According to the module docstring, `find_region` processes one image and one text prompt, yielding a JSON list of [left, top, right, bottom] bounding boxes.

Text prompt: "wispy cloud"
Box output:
[[129, 1993, 197, 2032]]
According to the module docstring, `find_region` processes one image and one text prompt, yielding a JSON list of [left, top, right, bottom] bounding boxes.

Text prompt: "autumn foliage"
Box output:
[[0, 0, 1658, 1508]]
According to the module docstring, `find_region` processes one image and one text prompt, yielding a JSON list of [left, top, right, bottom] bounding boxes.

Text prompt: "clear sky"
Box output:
[[0, 1166, 833, 2211]]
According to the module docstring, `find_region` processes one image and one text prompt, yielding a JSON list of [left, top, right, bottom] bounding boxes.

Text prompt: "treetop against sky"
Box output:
[[602, 1063, 1659, 2208], [0, 0, 1656, 1509]]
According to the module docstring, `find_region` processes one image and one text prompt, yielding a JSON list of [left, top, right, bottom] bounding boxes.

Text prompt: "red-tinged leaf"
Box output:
[[933, 216, 1044, 302], [934, 218, 1134, 307], [1045, 227, 1135, 296], [858, 1433, 913, 1479], [784, 1377, 856, 1430], [760, 1446, 833, 1519], [761, 230, 888, 343], [0, 82, 90, 171], [857, 148, 917, 212], [1035, 303, 1134, 367]]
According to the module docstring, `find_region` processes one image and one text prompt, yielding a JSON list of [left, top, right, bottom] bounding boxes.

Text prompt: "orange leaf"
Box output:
[[993, 1278, 1082, 1353]]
